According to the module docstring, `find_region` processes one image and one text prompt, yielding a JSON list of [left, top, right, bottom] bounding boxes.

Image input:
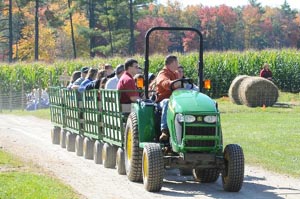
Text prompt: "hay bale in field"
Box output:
[[228, 75, 249, 105], [239, 77, 279, 107]]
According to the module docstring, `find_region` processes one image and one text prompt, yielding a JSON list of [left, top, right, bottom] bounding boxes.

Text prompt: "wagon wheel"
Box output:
[[60, 129, 66, 148], [83, 137, 94, 160], [222, 144, 244, 192], [124, 112, 143, 182], [102, 143, 116, 168], [116, 147, 126, 175], [51, 126, 60, 145], [142, 143, 164, 192], [75, 135, 83, 156], [193, 168, 219, 183], [94, 140, 103, 164], [66, 131, 76, 152]]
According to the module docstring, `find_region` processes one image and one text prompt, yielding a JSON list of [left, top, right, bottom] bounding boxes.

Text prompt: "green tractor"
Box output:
[[124, 27, 244, 192]]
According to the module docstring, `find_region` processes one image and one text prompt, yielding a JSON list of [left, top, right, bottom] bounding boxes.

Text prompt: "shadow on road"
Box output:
[[155, 169, 300, 199]]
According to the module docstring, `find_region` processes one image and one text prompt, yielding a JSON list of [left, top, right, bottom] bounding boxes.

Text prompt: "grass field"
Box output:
[[0, 150, 80, 199], [218, 92, 300, 177]]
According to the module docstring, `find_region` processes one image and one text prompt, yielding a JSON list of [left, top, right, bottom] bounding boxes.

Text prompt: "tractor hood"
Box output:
[[169, 90, 217, 113]]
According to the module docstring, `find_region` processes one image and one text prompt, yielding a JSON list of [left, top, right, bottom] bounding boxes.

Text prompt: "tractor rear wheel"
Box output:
[[102, 143, 116, 168], [83, 137, 94, 160], [66, 132, 76, 152], [222, 144, 244, 192], [193, 168, 219, 183], [75, 135, 83, 156], [116, 148, 126, 175], [51, 127, 60, 144], [124, 112, 142, 182], [94, 140, 103, 164], [142, 143, 164, 192]]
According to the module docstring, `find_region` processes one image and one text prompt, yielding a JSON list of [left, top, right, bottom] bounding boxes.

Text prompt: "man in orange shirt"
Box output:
[[155, 55, 182, 141]]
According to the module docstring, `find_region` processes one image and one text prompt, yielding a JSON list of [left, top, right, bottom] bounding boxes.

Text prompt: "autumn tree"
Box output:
[[135, 16, 170, 54]]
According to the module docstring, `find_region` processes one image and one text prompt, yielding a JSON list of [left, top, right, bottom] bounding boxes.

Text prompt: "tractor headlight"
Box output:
[[203, 115, 217, 123], [177, 114, 196, 123]]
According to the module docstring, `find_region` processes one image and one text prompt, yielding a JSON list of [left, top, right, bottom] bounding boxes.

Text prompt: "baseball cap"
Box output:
[[80, 67, 89, 73], [115, 64, 125, 75]]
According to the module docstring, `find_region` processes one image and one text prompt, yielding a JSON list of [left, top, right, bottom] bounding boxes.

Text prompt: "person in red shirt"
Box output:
[[155, 55, 182, 141], [117, 58, 140, 104], [259, 63, 272, 81]]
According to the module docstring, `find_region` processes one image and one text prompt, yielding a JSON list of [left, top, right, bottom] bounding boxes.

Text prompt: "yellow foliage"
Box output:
[[14, 24, 56, 61]]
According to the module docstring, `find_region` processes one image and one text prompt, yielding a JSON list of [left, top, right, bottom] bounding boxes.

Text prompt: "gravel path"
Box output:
[[0, 114, 299, 199]]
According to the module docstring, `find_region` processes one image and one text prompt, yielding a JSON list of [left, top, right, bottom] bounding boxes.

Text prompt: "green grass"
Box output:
[[0, 150, 23, 168], [0, 109, 50, 120], [0, 150, 80, 199], [218, 97, 300, 177]]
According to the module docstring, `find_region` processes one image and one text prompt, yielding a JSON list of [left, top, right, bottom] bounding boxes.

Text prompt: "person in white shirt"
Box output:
[[105, 64, 125, 89]]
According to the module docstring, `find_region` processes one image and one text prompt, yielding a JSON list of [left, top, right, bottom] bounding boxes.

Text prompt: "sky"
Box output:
[[157, 0, 300, 10]]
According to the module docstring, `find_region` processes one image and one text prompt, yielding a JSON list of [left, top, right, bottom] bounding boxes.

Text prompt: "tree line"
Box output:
[[0, 0, 299, 62]]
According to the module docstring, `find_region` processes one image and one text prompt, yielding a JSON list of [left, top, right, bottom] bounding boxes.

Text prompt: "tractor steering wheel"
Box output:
[[170, 78, 194, 91]]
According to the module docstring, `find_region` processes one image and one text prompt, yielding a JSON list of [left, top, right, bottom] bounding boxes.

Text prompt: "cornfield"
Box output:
[[0, 49, 299, 98]]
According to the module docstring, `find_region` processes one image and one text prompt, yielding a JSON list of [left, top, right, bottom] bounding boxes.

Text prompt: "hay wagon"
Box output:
[[49, 26, 245, 192]]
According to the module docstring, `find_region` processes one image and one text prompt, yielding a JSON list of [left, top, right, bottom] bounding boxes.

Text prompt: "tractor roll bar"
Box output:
[[144, 27, 204, 99]]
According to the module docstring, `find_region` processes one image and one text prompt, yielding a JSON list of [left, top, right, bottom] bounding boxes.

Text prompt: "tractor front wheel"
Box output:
[[222, 144, 244, 192], [142, 143, 164, 192]]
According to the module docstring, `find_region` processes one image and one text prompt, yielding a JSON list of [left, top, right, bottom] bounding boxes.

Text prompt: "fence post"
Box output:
[[22, 80, 25, 111], [38, 79, 42, 110], [9, 82, 12, 112], [49, 71, 53, 86], [0, 86, 2, 113]]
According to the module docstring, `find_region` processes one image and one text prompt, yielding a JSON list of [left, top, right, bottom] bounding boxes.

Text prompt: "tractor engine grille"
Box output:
[[185, 126, 216, 147], [185, 140, 215, 147], [185, 126, 216, 136]]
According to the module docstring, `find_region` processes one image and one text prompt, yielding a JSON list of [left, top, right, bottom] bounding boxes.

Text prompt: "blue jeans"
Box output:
[[159, 99, 169, 131]]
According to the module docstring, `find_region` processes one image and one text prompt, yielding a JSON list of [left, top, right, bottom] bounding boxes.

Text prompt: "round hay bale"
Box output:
[[239, 77, 279, 107], [228, 75, 249, 105]]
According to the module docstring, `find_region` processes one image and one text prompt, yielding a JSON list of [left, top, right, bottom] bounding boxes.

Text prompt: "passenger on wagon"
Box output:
[[71, 67, 89, 90], [85, 69, 107, 90], [67, 70, 81, 90], [78, 68, 98, 93], [105, 64, 125, 89], [117, 58, 140, 104]]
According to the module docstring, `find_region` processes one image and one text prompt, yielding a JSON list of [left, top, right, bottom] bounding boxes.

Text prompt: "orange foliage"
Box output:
[[135, 17, 170, 54]]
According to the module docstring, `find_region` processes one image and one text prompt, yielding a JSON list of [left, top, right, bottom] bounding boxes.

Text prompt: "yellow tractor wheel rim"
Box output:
[[143, 152, 148, 180], [127, 129, 132, 161]]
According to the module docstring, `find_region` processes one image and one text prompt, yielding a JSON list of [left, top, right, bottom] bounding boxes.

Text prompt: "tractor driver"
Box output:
[[155, 55, 182, 141], [117, 58, 140, 104]]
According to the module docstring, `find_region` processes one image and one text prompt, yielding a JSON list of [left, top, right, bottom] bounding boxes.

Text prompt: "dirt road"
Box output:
[[0, 114, 299, 199]]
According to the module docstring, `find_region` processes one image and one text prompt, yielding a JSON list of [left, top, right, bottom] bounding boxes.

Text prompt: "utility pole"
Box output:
[[8, 0, 13, 62], [35, 0, 39, 61], [129, 0, 135, 55]]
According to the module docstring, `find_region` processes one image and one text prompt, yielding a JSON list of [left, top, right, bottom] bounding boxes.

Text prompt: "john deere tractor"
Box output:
[[123, 27, 244, 192]]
